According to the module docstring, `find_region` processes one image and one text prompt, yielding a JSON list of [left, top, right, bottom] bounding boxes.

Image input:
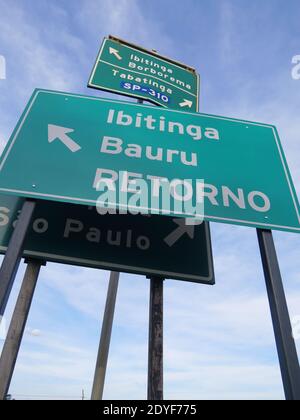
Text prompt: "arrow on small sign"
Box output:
[[179, 99, 193, 108], [109, 47, 122, 61], [164, 218, 195, 247], [48, 125, 81, 153]]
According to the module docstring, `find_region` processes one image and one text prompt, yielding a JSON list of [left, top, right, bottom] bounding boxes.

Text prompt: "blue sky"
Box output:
[[0, 0, 300, 400]]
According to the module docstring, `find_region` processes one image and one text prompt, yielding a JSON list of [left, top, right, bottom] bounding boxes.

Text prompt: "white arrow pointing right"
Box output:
[[179, 99, 193, 108], [109, 47, 122, 61], [164, 218, 195, 247], [48, 125, 81, 153]]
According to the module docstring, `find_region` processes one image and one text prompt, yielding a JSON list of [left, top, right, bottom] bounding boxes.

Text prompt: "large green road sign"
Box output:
[[88, 36, 200, 111], [0, 194, 214, 284], [0, 89, 299, 233]]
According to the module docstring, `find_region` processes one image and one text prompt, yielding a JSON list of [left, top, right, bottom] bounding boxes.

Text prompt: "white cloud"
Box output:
[[26, 328, 41, 338], [218, 1, 238, 67], [0, 1, 86, 155], [0, 2, 82, 95], [77, 0, 176, 60], [41, 263, 110, 320], [165, 364, 283, 400]]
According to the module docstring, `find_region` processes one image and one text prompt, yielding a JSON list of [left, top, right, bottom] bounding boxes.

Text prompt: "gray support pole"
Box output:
[[91, 271, 119, 400], [0, 259, 44, 400], [91, 97, 144, 400], [257, 229, 300, 400], [138, 96, 164, 399], [148, 277, 163, 400], [0, 199, 36, 317]]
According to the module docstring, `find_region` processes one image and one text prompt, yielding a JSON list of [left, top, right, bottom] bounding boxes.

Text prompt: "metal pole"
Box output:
[[91, 271, 119, 400], [257, 229, 300, 400], [0, 259, 45, 400], [91, 97, 144, 400], [142, 68, 162, 400], [148, 277, 164, 400], [0, 199, 36, 317]]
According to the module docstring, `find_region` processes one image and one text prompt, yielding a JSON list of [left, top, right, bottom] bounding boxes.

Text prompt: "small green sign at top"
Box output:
[[88, 36, 200, 111]]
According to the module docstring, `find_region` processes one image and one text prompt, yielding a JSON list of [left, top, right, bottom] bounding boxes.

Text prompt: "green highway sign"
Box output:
[[0, 194, 214, 284], [0, 89, 299, 233], [88, 36, 200, 111]]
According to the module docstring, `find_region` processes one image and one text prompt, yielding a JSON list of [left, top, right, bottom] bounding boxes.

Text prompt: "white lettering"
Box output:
[[64, 219, 84, 238], [292, 55, 300, 80], [0, 207, 10, 226], [101, 136, 123, 155], [222, 187, 246, 209], [33, 218, 48, 234], [93, 168, 118, 191], [248, 191, 271, 212]]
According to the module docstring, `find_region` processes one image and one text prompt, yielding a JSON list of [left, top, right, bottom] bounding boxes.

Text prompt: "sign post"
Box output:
[[257, 229, 300, 400], [91, 271, 120, 400], [0, 259, 45, 400], [0, 199, 36, 317], [138, 96, 165, 401], [148, 276, 164, 400]]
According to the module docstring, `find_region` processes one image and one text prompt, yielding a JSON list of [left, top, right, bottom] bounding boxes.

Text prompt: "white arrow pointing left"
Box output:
[[109, 47, 122, 61], [164, 218, 195, 247], [179, 99, 193, 108], [48, 125, 81, 153]]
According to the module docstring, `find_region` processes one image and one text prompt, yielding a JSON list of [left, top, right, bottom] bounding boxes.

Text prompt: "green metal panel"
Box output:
[[0, 194, 214, 284], [88, 37, 200, 111], [0, 89, 299, 233]]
